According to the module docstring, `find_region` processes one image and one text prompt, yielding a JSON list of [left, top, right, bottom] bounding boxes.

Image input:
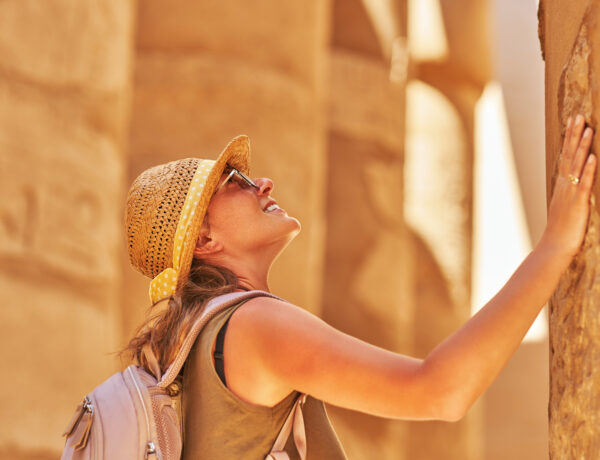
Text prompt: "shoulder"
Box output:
[[227, 295, 363, 383], [218, 295, 326, 406], [235, 295, 319, 324], [227, 295, 338, 373], [223, 293, 433, 419], [230, 295, 333, 348]]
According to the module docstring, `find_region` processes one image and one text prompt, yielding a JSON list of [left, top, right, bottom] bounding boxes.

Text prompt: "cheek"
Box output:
[[206, 195, 261, 236]]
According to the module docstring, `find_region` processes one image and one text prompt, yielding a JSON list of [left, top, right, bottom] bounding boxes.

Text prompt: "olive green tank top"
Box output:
[[181, 301, 347, 459]]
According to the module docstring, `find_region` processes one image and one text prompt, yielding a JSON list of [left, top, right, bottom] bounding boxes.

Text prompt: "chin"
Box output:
[[276, 216, 301, 247], [261, 214, 301, 253], [270, 225, 301, 262], [289, 214, 301, 230]]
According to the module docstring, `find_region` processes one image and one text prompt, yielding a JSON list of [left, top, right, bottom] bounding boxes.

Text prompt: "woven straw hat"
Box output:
[[125, 135, 251, 304]]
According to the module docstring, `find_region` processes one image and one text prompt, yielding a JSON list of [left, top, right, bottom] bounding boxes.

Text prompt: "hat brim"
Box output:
[[175, 135, 251, 293]]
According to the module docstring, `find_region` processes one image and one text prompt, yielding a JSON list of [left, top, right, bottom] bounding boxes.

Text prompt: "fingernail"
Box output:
[[567, 116, 573, 127], [584, 127, 592, 137], [576, 114, 585, 125]]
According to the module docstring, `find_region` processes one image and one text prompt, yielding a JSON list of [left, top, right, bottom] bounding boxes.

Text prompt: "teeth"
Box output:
[[264, 204, 279, 213]]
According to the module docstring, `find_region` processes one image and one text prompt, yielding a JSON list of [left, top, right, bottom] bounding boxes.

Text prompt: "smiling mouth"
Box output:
[[263, 203, 282, 213]]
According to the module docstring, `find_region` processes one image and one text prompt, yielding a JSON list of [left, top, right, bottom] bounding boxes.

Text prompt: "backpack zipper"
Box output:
[[64, 396, 94, 451], [62, 399, 85, 438], [146, 441, 157, 457], [126, 366, 158, 459]]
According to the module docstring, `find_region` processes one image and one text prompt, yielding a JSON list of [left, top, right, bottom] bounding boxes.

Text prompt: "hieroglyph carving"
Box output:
[[0, 159, 108, 280]]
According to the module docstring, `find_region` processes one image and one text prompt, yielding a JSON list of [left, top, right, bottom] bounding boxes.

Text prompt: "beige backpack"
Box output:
[[61, 290, 308, 460]]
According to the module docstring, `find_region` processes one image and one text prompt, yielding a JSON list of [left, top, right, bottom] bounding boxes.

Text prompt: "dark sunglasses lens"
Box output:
[[230, 174, 245, 187]]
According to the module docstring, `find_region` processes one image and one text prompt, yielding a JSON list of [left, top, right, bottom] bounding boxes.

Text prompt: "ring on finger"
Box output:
[[568, 173, 580, 185]]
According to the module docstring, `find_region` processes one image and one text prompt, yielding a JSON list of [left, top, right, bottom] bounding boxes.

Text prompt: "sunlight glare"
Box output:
[[473, 82, 547, 342]]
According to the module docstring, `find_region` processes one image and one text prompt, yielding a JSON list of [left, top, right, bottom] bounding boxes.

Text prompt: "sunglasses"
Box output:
[[214, 165, 259, 194]]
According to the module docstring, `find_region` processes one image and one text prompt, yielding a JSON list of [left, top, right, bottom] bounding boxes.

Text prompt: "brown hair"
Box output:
[[122, 257, 240, 376]]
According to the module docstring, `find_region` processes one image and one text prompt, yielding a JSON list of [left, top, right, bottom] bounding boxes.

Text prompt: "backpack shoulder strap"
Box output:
[[158, 290, 283, 387], [267, 393, 308, 460]]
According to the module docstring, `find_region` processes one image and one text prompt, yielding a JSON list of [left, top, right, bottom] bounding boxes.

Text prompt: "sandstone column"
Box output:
[[0, 1, 135, 458], [322, 0, 411, 458], [539, 0, 600, 457], [124, 1, 332, 338], [403, 0, 490, 458]]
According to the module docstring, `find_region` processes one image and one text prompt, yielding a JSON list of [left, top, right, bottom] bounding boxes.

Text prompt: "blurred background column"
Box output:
[[0, 1, 135, 458], [123, 0, 333, 338], [403, 0, 489, 458], [540, 0, 600, 457], [322, 0, 413, 458]]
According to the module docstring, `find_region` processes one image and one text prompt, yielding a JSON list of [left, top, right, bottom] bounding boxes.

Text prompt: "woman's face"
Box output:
[[203, 171, 301, 258]]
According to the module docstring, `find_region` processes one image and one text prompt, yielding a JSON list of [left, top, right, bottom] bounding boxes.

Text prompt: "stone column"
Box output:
[[0, 1, 135, 458], [539, 0, 600, 457], [124, 0, 332, 339], [404, 0, 491, 458], [323, 0, 411, 458]]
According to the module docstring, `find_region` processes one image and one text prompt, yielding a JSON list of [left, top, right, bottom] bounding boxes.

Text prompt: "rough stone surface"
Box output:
[[0, 0, 134, 457], [541, 0, 600, 458], [549, 203, 600, 458]]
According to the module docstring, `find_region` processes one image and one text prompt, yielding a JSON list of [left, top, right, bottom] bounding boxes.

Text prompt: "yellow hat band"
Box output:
[[148, 159, 216, 303]]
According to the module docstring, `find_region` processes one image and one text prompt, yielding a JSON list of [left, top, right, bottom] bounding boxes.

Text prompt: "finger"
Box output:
[[559, 116, 575, 175], [571, 127, 594, 177], [569, 114, 587, 156], [563, 116, 574, 150], [578, 153, 597, 194]]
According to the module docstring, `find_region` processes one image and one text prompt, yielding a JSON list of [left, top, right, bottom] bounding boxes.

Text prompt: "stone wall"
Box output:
[[540, 0, 600, 457], [0, 1, 135, 458]]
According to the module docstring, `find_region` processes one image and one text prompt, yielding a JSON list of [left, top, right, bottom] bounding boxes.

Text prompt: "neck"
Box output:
[[210, 250, 275, 293], [236, 274, 269, 292]]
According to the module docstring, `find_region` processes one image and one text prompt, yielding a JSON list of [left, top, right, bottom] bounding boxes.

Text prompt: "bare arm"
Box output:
[[425, 115, 596, 418], [224, 115, 596, 421], [423, 238, 576, 420]]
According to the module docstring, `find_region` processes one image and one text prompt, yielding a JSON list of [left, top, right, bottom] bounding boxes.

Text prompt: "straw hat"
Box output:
[[125, 135, 251, 304]]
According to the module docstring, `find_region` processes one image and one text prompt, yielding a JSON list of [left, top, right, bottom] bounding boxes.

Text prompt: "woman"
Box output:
[[124, 115, 595, 459]]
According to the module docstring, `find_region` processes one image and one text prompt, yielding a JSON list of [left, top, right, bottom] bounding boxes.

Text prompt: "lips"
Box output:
[[262, 199, 281, 213]]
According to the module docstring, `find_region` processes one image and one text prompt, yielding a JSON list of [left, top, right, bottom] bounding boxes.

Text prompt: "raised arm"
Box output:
[[424, 115, 595, 417], [223, 115, 595, 421]]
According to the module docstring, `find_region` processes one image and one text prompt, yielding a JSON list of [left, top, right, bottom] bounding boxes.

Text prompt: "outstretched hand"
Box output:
[[541, 114, 596, 258]]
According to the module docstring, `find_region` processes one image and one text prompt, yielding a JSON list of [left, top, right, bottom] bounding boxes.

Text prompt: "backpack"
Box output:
[[61, 290, 309, 460]]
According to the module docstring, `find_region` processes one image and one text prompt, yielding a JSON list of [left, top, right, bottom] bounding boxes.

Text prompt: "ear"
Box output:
[[192, 225, 224, 258]]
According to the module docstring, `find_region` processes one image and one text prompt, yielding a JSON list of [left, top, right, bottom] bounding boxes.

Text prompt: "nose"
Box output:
[[254, 177, 274, 195]]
